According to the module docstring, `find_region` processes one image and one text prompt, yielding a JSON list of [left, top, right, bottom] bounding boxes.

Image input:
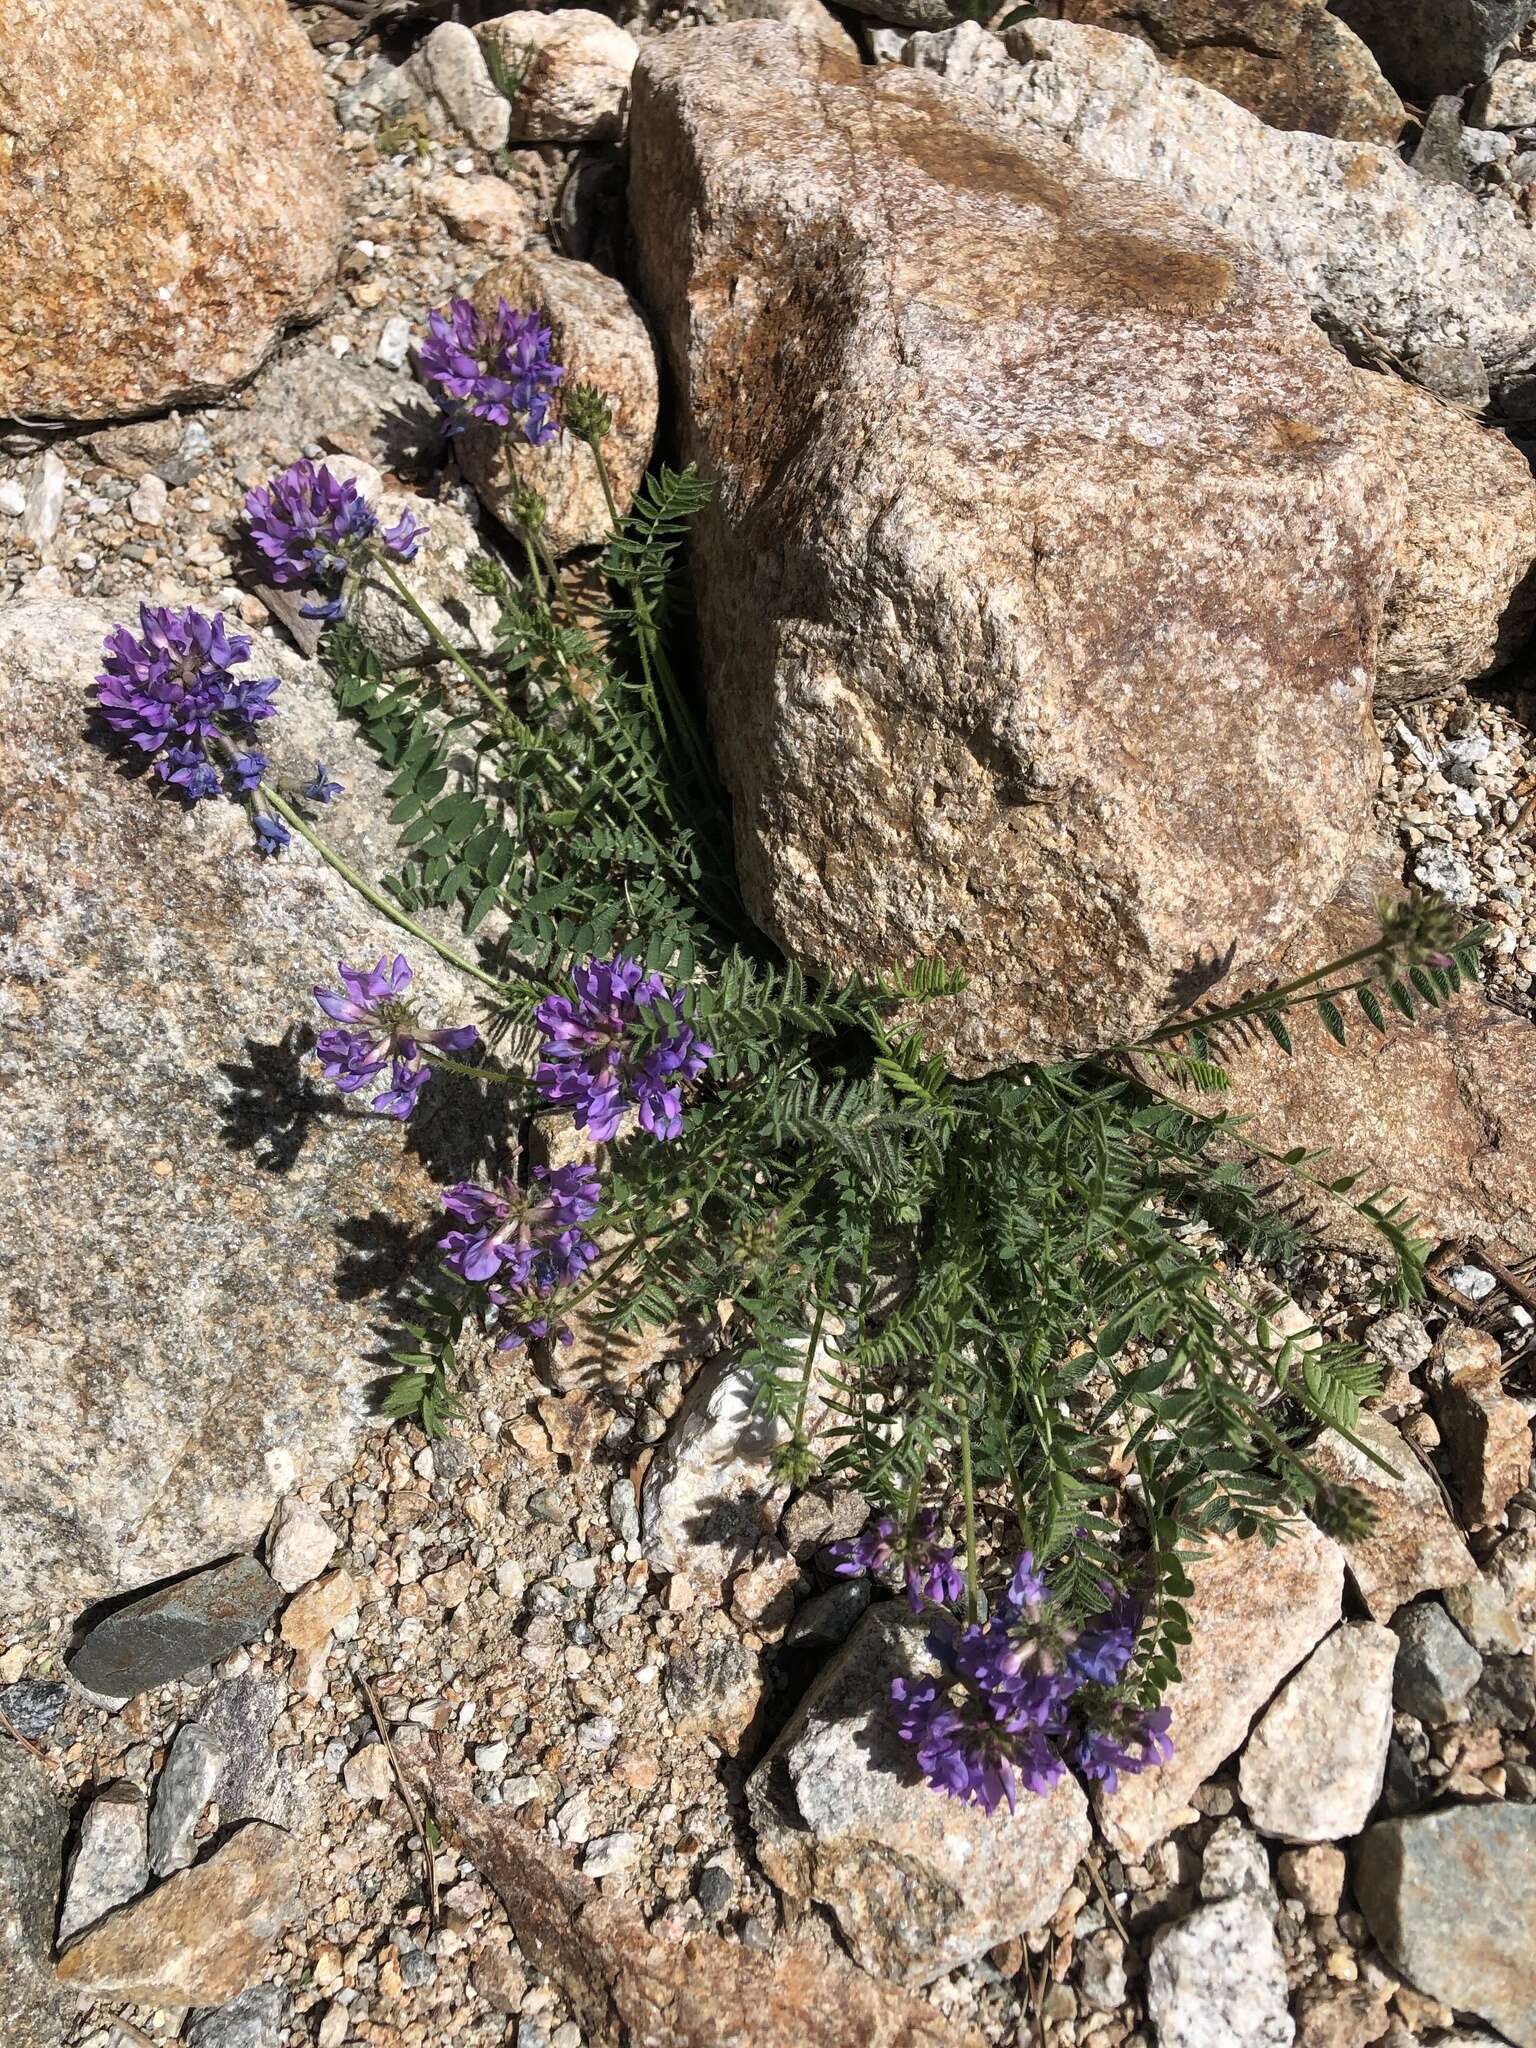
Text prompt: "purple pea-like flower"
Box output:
[[418, 297, 564, 445], [437, 1163, 601, 1285], [828, 1515, 900, 1579], [891, 1674, 1065, 1816], [254, 814, 291, 857], [311, 953, 481, 1119], [244, 459, 428, 622], [1067, 1590, 1141, 1687], [534, 954, 713, 1143], [828, 1509, 964, 1614], [226, 752, 268, 795], [1070, 1704, 1173, 1792], [300, 762, 344, 805]]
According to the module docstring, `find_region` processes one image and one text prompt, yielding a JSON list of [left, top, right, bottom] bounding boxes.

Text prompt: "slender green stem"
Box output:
[[375, 556, 504, 718], [959, 1410, 978, 1625], [422, 1049, 536, 1099], [585, 431, 624, 535], [516, 527, 546, 604], [794, 1293, 828, 1441], [265, 790, 516, 998], [1126, 940, 1392, 1053]]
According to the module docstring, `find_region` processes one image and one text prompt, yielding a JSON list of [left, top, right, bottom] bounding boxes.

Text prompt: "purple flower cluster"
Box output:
[[312, 954, 480, 1120], [93, 606, 301, 851], [830, 1509, 965, 1614], [837, 1529, 1173, 1814], [534, 955, 713, 1143], [244, 459, 424, 622], [418, 298, 564, 445], [438, 1164, 601, 1350]]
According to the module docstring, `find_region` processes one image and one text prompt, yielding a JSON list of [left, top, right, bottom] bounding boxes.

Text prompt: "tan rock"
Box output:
[[629, 23, 1407, 1071], [750, 1606, 1091, 1983], [1239, 1622, 1396, 1842], [280, 1568, 358, 1653], [1431, 1327, 1532, 1531], [1, 0, 346, 420], [479, 11, 638, 142], [1096, 1523, 1343, 1858], [407, 22, 511, 152], [428, 1766, 982, 2048], [55, 1822, 300, 2008], [1045, 0, 1405, 141], [426, 174, 541, 251], [1309, 1412, 1476, 1622], [697, 0, 859, 59], [1372, 376, 1536, 707], [1278, 1843, 1348, 1916], [456, 251, 659, 557]]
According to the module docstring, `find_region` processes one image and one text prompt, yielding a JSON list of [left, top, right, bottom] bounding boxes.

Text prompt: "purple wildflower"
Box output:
[[828, 1515, 900, 1579], [534, 955, 713, 1143], [418, 298, 564, 445], [437, 1164, 601, 1286], [254, 814, 290, 857], [1070, 1705, 1173, 1792], [311, 953, 481, 1120], [299, 762, 344, 806], [244, 459, 427, 622], [828, 1509, 965, 1614], [1068, 1590, 1141, 1687], [891, 1673, 1064, 1815], [226, 752, 268, 795]]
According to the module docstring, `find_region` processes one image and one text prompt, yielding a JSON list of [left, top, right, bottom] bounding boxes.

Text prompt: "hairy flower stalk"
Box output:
[[836, 1527, 1174, 1814], [438, 1165, 601, 1349], [245, 458, 423, 622], [313, 954, 482, 1120], [419, 297, 564, 444], [534, 954, 714, 1142]]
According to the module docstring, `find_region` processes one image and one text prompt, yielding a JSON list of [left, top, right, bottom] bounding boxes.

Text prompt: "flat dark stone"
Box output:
[[68, 1556, 281, 1701], [0, 1681, 68, 1742]]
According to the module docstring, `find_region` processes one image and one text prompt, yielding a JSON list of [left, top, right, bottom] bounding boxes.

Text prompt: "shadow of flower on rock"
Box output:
[[216, 1025, 337, 1175]]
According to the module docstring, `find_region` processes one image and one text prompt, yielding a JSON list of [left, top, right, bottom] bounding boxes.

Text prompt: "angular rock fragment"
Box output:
[[1096, 1524, 1342, 1858], [662, 1635, 767, 1754], [1307, 1412, 1477, 1622], [0, 1744, 70, 2048], [1146, 1895, 1294, 2048], [1333, 0, 1536, 102], [405, 22, 510, 151], [55, 1822, 301, 2009], [629, 23, 1406, 1070], [1239, 1623, 1396, 1842], [1430, 1327, 1531, 1531], [1392, 1601, 1484, 1724], [68, 1557, 282, 1701], [906, 20, 1536, 416], [428, 1766, 983, 2048], [58, 1781, 149, 1944], [455, 250, 659, 558], [478, 10, 639, 142], [1354, 1806, 1536, 2048], [149, 1726, 226, 1877], [749, 1606, 1091, 1984], [0, 0, 346, 420], [1046, 0, 1405, 142]]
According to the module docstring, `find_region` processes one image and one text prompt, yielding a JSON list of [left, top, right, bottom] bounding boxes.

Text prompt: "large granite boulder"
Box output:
[[1045, 0, 1405, 142], [907, 20, 1536, 418], [628, 24, 1406, 1071], [0, 598, 484, 1620], [0, 0, 347, 420]]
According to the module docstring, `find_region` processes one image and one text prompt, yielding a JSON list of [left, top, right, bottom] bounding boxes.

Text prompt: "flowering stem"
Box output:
[[959, 1412, 979, 1626], [422, 1049, 536, 1099], [1124, 939, 1395, 1054], [264, 790, 517, 999], [793, 1294, 828, 1444], [374, 557, 509, 723]]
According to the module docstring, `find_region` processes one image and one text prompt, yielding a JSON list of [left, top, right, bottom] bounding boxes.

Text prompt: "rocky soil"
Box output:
[[4, 3, 1536, 2048]]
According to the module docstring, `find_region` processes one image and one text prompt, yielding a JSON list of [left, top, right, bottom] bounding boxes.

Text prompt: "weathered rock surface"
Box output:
[[0, 598, 483, 1617], [1371, 377, 1536, 706], [1430, 1326, 1531, 1531], [405, 22, 510, 152], [265, 1495, 338, 1594], [1334, 0, 1536, 102], [1475, 56, 1536, 126], [1096, 1523, 1343, 1857], [1188, 840, 1536, 1262], [630, 23, 1407, 1071], [1239, 1623, 1396, 1841], [749, 1606, 1091, 1984], [1147, 1895, 1294, 2048], [479, 10, 638, 142], [905, 20, 1536, 416], [183, 1985, 285, 2048], [1392, 1600, 1484, 1723], [429, 1767, 983, 2048], [694, 0, 860, 59], [641, 1343, 832, 1591], [457, 251, 659, 557], [0, 0, 347, 421], [0, 1744, 69, 2048], [58, 1780, 150, 1943], [1307, 1413, 1476, 1622], [68, 1557, 281, 1700], [149, 1725, 226, 1876], [1354, 1806, 1536, 2047], [662, 1634, 767, 1753], [1042, 0, 1404, 141], [55, 1821, 300, 2008], [1446, 1530, 1536, 1652], [319, 456, 501, 665]]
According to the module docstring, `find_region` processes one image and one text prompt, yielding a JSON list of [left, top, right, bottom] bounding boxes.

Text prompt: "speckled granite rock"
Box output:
[[0, 0, 347, 420], [58, 1780, 150, 1941], [478, 10, 639, 143], [1239, 1623, 1396, 1842], [906, 20, 1536, 416], [1096, 1524, 1343, 1858], [0, 597, 487, 1618], [748, 1606, 1092, 1984], [1307, 1412, 1476, 1621], [1044, 0, 1404, 141], [629, 24, 1405, 1071], [0, 1744, 69, 2048], [456, 250, 659, 557]]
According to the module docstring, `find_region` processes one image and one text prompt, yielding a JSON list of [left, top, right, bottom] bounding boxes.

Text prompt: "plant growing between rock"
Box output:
[[88, 299, 1491, 1813]]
